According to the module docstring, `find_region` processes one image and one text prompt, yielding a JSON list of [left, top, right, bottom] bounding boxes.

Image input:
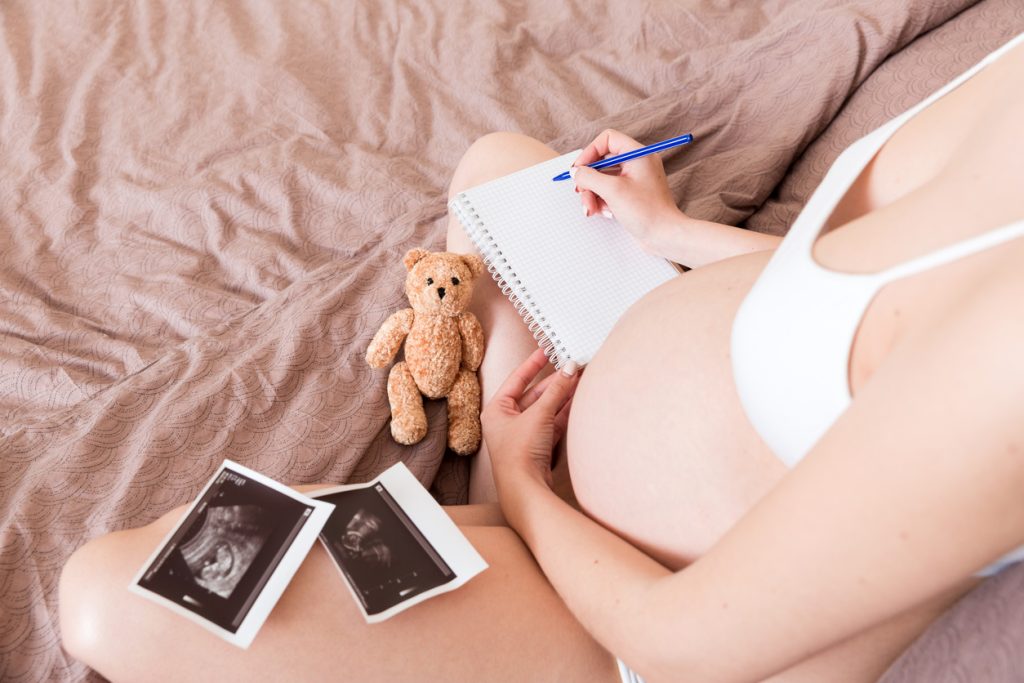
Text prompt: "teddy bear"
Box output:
[[365, 248, 486, 455]]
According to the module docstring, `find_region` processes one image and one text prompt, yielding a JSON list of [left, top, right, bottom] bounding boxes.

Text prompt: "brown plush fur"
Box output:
[[366, 248, 485, 455]]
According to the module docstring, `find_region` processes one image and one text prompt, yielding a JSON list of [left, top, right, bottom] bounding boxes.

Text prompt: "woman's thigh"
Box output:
[[445, 132, 565, 504], [59, 504, 617, 683]]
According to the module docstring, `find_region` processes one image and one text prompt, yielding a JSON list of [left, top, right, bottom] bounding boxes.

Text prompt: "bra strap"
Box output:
[[879, 220, 1024, 284]]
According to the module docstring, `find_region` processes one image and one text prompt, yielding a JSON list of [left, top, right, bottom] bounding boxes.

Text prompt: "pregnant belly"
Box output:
[[565, 250, 788, 569]]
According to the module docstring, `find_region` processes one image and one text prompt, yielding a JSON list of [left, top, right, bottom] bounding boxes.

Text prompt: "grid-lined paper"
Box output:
[[449, 152, 679, 367]]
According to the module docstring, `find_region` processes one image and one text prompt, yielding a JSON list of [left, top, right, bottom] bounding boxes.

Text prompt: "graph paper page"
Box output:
[[450, 152, 679, 366]]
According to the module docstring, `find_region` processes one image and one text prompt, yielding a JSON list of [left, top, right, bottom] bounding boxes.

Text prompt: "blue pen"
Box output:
[[551, 133, 693, 182]]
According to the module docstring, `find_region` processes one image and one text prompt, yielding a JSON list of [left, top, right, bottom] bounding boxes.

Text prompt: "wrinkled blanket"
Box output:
[[0, 1, 981, 680]]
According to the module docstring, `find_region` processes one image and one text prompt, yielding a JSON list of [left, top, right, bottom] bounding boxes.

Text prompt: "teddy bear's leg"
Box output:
[[446, 368, 482, 456], [387, 361, 428, 446]]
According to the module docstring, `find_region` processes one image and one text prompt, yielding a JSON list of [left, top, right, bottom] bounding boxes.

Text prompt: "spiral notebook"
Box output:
[[449, 151, 680, 369]]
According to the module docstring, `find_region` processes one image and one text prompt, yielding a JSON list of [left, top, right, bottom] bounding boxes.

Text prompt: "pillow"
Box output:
[[745, 0, 1024, 237]]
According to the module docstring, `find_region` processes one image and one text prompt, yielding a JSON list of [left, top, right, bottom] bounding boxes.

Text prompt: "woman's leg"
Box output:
[[444, 132, 569, 504], [59, 502, 618, 683]]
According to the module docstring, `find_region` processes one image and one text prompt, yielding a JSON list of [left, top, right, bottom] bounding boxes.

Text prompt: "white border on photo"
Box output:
[[128, 459, 335, 649], [310, 462, 488, 623]]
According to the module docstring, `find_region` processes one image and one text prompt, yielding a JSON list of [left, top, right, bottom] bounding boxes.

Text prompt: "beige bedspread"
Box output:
[[0, 1, 993, 680]]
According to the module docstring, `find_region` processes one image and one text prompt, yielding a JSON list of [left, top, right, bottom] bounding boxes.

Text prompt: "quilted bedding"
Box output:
[[1, 1, 1020, 680]]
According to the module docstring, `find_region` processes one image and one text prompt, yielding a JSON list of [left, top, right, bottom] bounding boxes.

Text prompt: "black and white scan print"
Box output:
[[317, 483, 454, 616], [135, 467, 316, 633]]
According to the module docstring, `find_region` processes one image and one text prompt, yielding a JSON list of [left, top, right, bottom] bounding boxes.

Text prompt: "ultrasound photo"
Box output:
[[131, 461, 334, 648], [317, 484, 453, 615], [178, 504, 272, 599], [311, 463, 488, 622]]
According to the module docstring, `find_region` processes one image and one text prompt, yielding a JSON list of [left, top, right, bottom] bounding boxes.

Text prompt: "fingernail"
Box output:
[[582, 206, 589, 218], [561, 361, 578, 377], [601, 209, 614, 219], [568, 166, 578, 180]]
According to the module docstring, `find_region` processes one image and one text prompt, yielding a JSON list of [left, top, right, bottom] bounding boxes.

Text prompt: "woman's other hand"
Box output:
[[481, 349, 580, 523], [571, 128, 684, 253]]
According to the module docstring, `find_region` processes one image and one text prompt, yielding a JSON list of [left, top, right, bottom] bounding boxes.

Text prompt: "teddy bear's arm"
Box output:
[[366, 308, 415, 368], [457, 311, 485, 372]]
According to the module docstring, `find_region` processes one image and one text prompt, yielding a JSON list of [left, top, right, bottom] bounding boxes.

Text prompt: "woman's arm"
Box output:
[[487, 273, 1024, 682], [646, 210, 781, 268], [569, 129, 780, 268]]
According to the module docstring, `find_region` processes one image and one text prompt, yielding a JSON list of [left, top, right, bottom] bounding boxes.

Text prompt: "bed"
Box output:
[[1, 1, 1022, 680]]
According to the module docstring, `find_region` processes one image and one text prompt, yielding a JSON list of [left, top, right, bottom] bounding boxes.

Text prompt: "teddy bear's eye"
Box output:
[[426, 278, 434, 285], [451, 277, 460, 285]]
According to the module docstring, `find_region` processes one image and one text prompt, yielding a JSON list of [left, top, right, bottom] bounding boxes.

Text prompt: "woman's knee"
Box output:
[[448, 131, 557, 200], [60, 508, 185, 668], [59, 533, 120, 665]]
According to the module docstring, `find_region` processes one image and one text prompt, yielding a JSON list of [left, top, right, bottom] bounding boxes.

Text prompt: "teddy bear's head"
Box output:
[[403, 249, 484, 317]]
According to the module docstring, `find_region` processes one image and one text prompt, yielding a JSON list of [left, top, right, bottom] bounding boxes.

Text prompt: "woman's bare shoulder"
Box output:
[[941, 42, 1024, 195]]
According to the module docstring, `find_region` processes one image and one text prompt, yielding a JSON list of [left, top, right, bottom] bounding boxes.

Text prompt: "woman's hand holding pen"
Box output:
[[571, 128, 688, 256], [572, 128, 782, 267]]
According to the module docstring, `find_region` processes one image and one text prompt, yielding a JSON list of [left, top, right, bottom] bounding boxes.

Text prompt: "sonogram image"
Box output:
[[135, 466, 316, 633], [339, 509, 393, 567], [317, 484, 453, 615], [179, 504, 272, 599]]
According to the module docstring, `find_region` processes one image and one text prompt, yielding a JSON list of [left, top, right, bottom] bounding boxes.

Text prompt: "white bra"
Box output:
[[731, 32, 1024, 576]]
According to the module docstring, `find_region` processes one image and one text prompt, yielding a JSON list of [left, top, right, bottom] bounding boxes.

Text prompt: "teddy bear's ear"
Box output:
[[403, 248, 430, 271], [460, 254, 485, 279]]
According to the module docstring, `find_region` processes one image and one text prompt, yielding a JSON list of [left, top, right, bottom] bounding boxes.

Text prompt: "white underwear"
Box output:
[[617, 658, 645, 683]]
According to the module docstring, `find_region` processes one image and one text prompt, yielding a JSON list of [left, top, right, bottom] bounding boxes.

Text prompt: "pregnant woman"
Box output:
[[60, 34, 1024, 682]]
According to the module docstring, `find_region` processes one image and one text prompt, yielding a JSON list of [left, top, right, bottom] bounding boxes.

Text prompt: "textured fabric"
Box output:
[[880, 562, 1024, 683], [0, 1, 995, 681], [747, 0, 1024, 235]]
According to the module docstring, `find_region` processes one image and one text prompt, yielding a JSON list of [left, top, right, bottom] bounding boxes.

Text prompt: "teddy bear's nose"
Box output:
[[437, 287, 446, 300]]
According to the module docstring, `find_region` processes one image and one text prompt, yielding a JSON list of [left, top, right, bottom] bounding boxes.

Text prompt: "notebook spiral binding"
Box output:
[[450, 193, 570, 369]]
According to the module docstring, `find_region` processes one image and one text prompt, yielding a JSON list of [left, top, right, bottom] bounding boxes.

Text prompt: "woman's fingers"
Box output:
[[491, 350, 580, 422], [519, 370, 556, 410], [532, 363, 580, 416], [578, 190, 611, 219], [578, 188, 599, 217], [520, 359, 585, 408], [493, 348, 549, 403], [517, 361, 582, 412], [571, 129, 653, 219], [573, 129, 644, 168], [572, 165, 618, 205], [552, 394, 574, 443]]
